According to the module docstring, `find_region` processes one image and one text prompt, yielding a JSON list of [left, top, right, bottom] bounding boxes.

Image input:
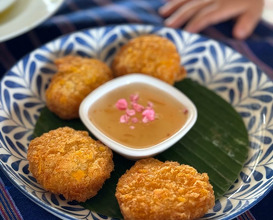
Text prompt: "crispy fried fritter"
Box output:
[[111, 35, 186, 84], [27, 127, 114, 202], [46, 55, 113, 120], [115, 158, 215, 220]]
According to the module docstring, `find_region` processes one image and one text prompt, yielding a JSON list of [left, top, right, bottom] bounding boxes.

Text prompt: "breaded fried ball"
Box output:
[[115, 158, 215, 220], [111, 35, 186, 84], [46, 55, 113, 120], [27, 127, 114, 202]]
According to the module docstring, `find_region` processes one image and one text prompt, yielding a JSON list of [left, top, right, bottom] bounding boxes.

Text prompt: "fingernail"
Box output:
[[164, 18, 171, 26], [165, 17, 175, 27], [159, 5, 169, 15], [184, 25, 195, 33], [234, 28, 248, 40]]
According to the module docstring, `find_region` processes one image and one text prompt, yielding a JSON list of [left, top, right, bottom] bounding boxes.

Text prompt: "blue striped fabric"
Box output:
[[0, 177, 23, 220], [0, 0, 273, 219]]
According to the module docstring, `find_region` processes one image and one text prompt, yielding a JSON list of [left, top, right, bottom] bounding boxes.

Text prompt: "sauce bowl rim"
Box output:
[[79, 74, 197, 159]]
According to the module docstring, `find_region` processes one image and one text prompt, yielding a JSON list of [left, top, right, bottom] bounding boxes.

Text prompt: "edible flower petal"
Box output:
[[142, 109, 155, 122], [116, 99, 128, 110], [132, 103, 144, 112], [147, 101, 154, 108], [126, 109, 136, 116], [120, 114, 130, 123], [131, 117, 138, 123], [142, 116, 149, 123], [130, 94, 139, 102]]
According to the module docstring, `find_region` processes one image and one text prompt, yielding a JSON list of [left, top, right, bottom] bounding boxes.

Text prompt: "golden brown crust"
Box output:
[[27, 127, 114, 202], [115, 158, 215, 220], [45, 56, 113, 120], [111, 35, 186, 84]]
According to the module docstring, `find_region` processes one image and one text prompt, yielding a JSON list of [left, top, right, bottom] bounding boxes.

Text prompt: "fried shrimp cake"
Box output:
[[27, 127, 114, 202], [111, 35, 186, 84], [46, 55, 113, 120], [115, 158, 215, 220]]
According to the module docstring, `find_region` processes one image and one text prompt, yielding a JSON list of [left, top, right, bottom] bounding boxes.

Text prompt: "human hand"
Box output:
[[159, 0, 264, 39]]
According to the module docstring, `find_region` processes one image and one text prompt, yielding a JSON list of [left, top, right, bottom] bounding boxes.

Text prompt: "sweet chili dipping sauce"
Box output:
[[88, 83, 188, 149]]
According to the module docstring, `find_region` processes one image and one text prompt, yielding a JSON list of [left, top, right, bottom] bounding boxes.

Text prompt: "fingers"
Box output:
[[159, 0, 189, 17], [162, 0, 213, 28], [233, 4, 264, 39], [160, 0, 264, 39], [184, 3, 244, 33], [233, 13, 260, 39]]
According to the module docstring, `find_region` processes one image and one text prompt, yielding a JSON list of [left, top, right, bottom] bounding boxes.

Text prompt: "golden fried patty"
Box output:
[[115, 158, 214, 220], [111, 35, 186, 84], [27, 127, 114, 202], [46, 55, 113, 120]]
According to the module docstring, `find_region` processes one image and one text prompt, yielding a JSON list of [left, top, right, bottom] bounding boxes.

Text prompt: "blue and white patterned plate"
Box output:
[[0, 24, 273, 220]]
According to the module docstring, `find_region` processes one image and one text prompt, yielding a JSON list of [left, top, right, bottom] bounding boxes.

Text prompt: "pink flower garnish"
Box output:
[[120, 114, 130, 123], [147, 101, 154, 109], [116, 93, 157, 126], [130, 94, 139, 103], [132, 103, 144, 112], [142, 109, 155, 123], [116, 99, 128, 110], [131, 117, 138, 123], [126, 109, 136, 116], [142, 116, 149, 123]]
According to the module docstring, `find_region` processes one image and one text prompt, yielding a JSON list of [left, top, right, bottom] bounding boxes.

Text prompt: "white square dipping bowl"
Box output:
[[79, 74, 197, 160]]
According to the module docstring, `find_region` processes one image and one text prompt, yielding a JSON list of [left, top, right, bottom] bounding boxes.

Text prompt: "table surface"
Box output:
[[0, 0, 273, 220]]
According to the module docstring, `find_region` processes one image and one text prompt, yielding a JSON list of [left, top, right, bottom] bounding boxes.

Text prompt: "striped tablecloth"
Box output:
[[0, 0, 273, 219]]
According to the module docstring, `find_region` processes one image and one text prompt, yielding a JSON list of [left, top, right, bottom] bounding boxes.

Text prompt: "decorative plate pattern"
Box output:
[[0, 24, 273, 220]]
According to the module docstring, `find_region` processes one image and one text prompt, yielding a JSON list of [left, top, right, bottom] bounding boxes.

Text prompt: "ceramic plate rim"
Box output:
[[0, 24, 273, 220]]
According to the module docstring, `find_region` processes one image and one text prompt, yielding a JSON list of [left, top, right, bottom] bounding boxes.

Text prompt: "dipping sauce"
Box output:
[[88, 83, 188, 149]]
